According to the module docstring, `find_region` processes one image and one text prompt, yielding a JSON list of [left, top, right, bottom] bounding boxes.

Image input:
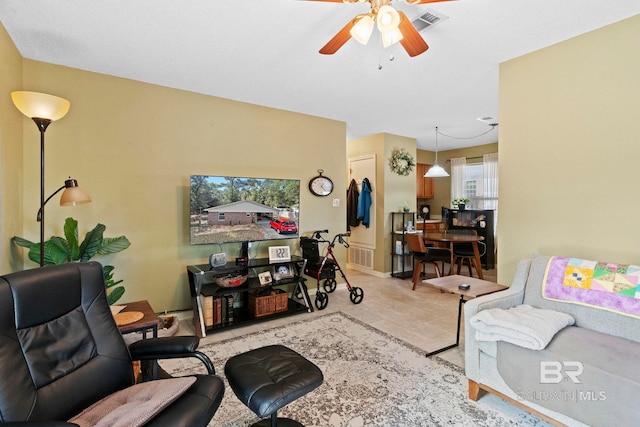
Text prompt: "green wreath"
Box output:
[[388, 147, 415, 176]]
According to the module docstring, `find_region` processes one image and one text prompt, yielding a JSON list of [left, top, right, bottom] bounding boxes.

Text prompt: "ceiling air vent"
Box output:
[[411, 9, 449, 32]]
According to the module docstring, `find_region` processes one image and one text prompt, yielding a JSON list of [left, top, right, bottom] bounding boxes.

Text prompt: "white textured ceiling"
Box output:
[[1, 0, 638, 150]]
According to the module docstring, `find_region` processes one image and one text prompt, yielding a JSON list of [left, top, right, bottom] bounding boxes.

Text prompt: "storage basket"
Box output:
[[248, 289, 288, 317]]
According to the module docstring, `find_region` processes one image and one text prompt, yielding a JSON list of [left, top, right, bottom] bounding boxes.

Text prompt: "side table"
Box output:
[[115, 300, 161, 381], [423, 275, 507, 357], [115, 300, 160, 339]]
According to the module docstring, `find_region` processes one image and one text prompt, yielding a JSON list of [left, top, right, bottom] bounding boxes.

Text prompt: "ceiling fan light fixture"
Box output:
[[377, 5, 400, 33], [381, 27, 403, 47], [350, 15, 375, 44]]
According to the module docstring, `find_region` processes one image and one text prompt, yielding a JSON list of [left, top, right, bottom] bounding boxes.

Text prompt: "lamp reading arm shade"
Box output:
[[37, 178, 91, 221], [11, 91, 70, 121]]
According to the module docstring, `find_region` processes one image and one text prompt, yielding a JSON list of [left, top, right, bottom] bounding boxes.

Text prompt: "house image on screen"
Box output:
[[205, 200, 280, 226]]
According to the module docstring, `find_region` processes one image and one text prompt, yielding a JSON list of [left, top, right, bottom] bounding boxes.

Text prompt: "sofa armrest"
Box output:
[[464, 258, 531, 380]]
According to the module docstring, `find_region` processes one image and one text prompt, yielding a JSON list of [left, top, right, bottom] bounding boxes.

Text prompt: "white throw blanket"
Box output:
[[469, 304, 575, 350]]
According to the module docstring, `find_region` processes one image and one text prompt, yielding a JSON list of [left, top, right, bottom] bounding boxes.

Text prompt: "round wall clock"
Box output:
[[309, 169, 334, 197]]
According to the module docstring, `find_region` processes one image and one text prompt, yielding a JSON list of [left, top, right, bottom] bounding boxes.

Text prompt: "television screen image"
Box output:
[[190, 175, 300, 245]]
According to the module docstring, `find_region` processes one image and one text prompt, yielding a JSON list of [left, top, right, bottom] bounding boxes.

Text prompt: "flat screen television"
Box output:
[[190, 175, 300, 246]]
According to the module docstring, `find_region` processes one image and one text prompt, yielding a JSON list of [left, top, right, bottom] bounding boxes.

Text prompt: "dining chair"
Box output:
[[445, 229, 487, 277], [404, 233, 451, 291]]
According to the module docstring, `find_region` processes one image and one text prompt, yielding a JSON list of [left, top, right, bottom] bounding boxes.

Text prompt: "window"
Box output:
[[452, 153, 498, 211]]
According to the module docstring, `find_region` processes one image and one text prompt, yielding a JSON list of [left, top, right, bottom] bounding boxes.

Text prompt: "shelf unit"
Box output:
[[390, 212, 416, 279], [186, 255, 312, 337], [442, 208, 495, 269]]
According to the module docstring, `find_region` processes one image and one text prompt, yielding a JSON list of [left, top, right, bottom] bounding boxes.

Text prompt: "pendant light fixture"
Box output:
[[424, 126, 449, 178]]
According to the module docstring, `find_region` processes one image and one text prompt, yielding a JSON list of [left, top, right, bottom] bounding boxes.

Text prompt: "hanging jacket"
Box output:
[[347, 179, 360, 230], [356, 178, 372, 228]]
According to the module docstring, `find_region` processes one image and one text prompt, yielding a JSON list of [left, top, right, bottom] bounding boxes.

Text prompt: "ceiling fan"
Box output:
[[308, 0, 451, 57]]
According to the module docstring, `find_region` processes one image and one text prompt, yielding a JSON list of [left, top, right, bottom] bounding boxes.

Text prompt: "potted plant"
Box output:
[[452, 198, 470, 210], [13, 217, 131, 304]]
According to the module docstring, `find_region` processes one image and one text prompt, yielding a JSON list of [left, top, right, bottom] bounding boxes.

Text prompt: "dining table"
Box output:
[[423, 232, 485, 279]]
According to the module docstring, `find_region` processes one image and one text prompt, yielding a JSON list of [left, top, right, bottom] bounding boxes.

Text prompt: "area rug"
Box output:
[[161, 312, 550, 427]]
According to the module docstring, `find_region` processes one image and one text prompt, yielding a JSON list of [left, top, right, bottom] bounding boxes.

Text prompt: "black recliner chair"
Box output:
[[0, 261, 224, 426]]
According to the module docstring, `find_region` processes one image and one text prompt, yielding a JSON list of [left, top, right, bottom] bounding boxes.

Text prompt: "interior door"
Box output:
[[348, 154, 376, 249]]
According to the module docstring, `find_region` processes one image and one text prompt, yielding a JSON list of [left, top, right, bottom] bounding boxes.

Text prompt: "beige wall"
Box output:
[[8, 56, 346, 312], [0, 23, 24, 273], [499, 14, 640, 283], [417, 142, 498, 217]]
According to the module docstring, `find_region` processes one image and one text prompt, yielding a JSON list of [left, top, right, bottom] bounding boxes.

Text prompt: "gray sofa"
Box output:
[[464, 255, 640, 427]]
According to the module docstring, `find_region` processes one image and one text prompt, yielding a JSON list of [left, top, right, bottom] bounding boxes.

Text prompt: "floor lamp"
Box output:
[[11, 91, 91, 266]]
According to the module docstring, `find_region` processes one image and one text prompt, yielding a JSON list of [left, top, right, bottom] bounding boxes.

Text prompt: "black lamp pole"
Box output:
[[33, 117, 52, 267]]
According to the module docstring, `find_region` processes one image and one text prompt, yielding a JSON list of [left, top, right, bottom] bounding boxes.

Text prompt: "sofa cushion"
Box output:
[[497, 326, 640, 427]]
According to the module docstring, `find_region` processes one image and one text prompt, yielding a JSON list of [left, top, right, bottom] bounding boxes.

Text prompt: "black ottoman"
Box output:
[[224, 344, 324, 427]]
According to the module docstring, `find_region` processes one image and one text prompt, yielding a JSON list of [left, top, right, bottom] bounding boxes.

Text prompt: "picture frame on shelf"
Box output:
[[268, 245, 291, 263], [258, 271, 272, 286], [272, 263, 295, 282]]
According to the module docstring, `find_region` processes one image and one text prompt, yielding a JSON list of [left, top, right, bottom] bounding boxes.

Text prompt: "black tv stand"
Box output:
[[240, 241, 249, 259], [186, 255, 312, 337]]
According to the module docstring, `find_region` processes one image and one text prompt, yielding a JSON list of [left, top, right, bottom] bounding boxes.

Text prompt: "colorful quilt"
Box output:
[[542, 256, 640, 318]]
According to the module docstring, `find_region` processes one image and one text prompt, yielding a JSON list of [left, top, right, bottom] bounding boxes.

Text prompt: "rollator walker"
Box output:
[[300, 230, 364, 310]]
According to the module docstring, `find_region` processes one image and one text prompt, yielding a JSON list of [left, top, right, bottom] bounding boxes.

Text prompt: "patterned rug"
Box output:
[[161, 312, 550, 427]]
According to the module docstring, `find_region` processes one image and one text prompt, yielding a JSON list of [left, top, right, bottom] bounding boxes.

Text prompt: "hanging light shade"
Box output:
[[350, 15, 375, 45], [11, 91, 70, 121], [424, 164, 449, 177], [425, 126, 450, 178]]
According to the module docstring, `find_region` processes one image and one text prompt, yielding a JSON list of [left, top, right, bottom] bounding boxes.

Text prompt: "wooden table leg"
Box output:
[[448, 242, 455, 275], [472, 242, 484, 279]]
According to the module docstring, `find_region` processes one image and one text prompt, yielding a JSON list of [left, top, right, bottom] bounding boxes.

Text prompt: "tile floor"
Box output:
[[178, 266, 498, 368]]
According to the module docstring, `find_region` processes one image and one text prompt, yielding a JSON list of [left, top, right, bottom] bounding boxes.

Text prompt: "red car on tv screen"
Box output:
[[269, 218, 298, 234]]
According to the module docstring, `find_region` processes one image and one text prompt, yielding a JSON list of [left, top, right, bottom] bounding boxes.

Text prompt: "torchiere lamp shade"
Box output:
[[11, 91, 70, 121]]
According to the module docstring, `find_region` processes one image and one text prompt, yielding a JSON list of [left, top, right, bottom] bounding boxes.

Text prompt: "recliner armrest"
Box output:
[[129, 336, 199, 356], [129, 336, 215, 375]]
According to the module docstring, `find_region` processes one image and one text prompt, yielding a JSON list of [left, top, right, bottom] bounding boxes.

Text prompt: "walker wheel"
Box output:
[[323, 278, 337, 293], [349, 287, 364, 305], [315, 291, 328, 310], [294, 288, 303, 299]]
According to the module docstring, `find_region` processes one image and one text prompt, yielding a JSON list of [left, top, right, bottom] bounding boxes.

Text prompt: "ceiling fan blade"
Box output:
[[397, 10, 428, 57], [319, 19, 356, 55]]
